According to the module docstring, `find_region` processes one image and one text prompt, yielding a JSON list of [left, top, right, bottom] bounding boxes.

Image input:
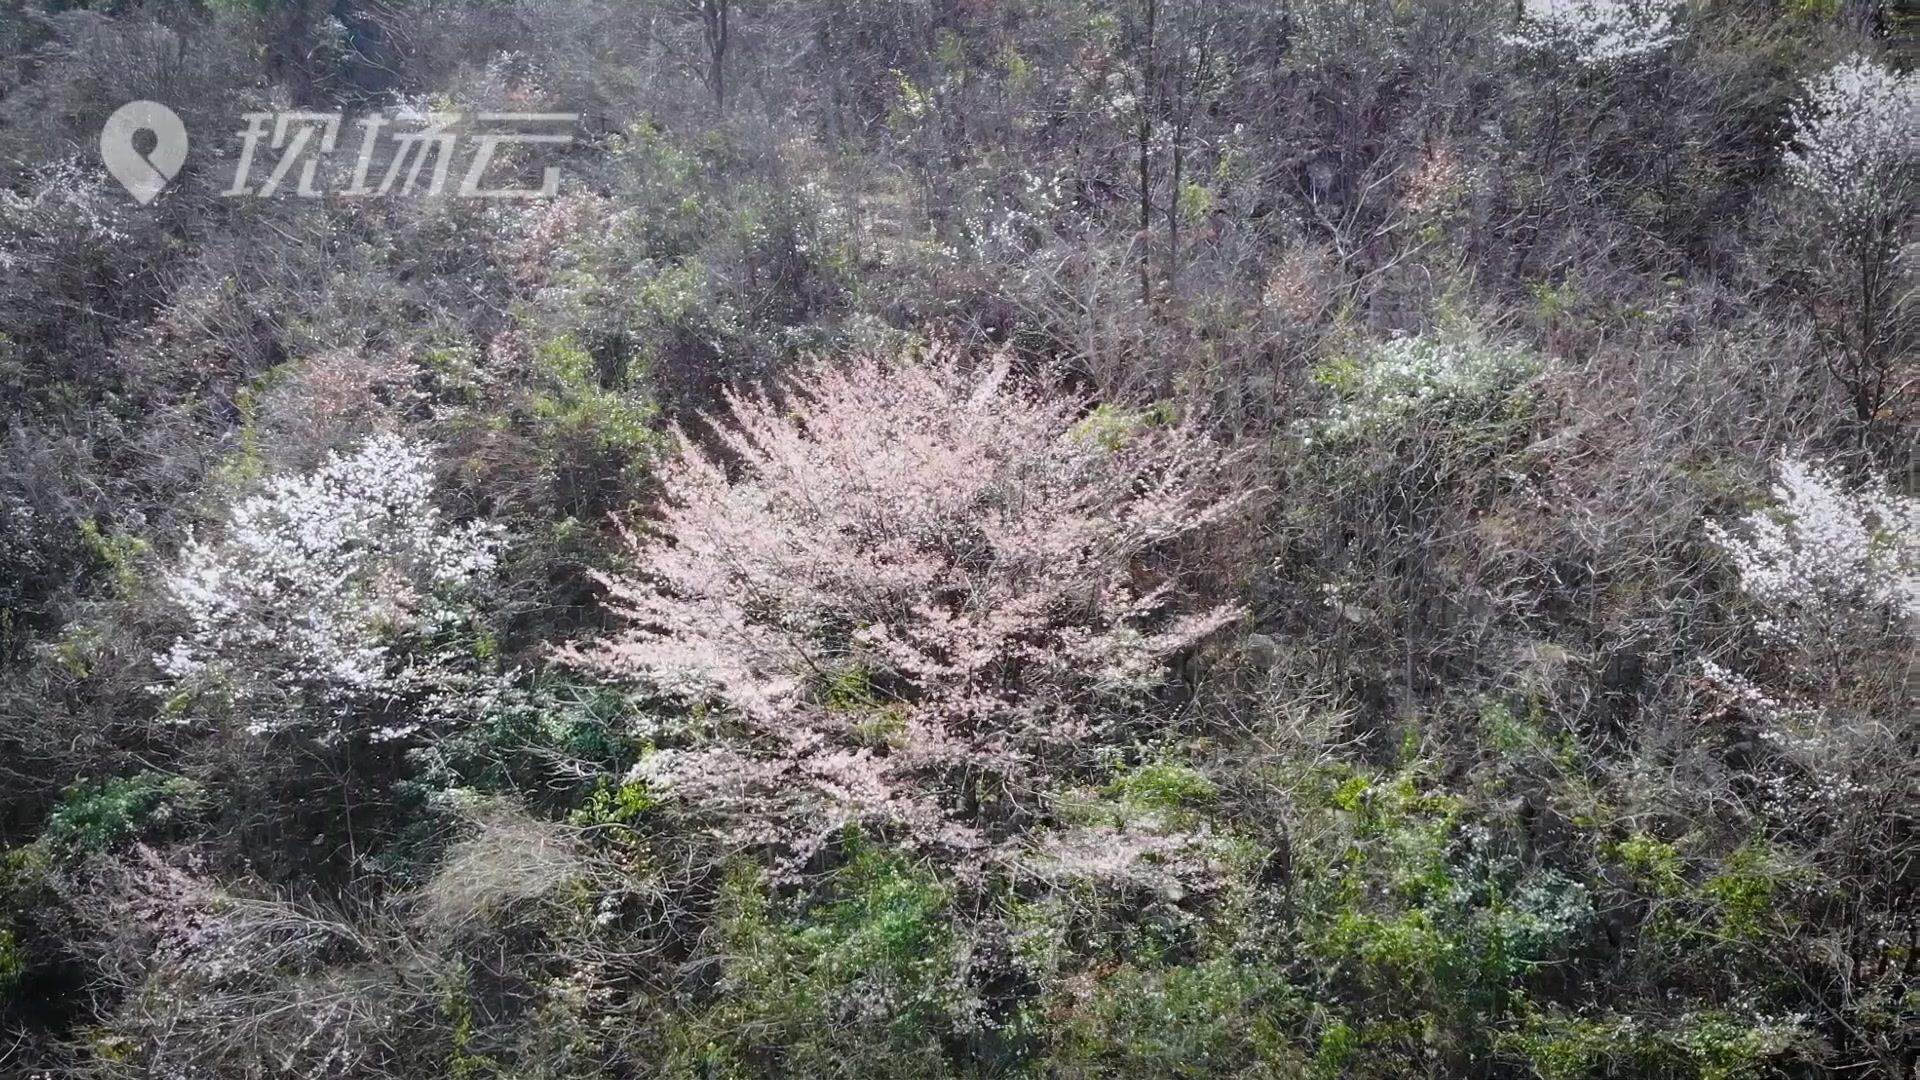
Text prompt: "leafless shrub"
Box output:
[[55, 846, 453, 1080], [414, 802, 586, 933]]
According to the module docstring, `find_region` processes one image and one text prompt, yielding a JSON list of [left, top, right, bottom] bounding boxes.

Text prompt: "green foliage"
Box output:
[[0, 843, 51, 1003], [77, 519, 148, 595], [1178, 181, 1216, 222], [823, 664, 910, 749], [0, 2, 1910, 1075], [1612, 833, 1685, 896], [1069, 402, 1174, 450], [1106, 759, 1219, 811], [824, 662, 878, 709], [1501, 1008, 1811, 1080], [1002, 47, 1031, 86], [890, 71, 935, 128], [1781, 0, 1840, 23], [208, 361, 299, 489], [1701, 844, 1807, 943], [39, 773, 202, 856], [1296, 767, 1594, 1067], [1306, 330, 1542, 447], [568, 778, 656, 832], [1052, 958, 1308, 1077], [420, 340, 489, 406], [1528, 277, 1580, 325], [1482, 699, 1578, 769], [50, 624, 99, 678], [440, 975, 503, 1080], [609, 121, 719, 261], [674, 845, 964, 1077], [412, 678, 642, 807], [0, 928, 25, 994], [528, 333, 660, 456], [0, 845, 50, 908]]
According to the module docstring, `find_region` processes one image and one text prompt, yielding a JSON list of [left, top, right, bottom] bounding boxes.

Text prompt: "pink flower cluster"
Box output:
[[565, 350, 1243, 874]]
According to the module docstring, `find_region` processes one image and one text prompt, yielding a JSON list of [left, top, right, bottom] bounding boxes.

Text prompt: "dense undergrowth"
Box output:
[[0, 0, 1914, 1076]]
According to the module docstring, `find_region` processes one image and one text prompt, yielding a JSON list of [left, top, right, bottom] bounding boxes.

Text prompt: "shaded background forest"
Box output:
[[0, 0, 1914, 1076]]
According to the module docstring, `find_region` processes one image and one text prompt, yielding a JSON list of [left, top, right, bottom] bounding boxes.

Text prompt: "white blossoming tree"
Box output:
[[157, 433, 505, 742], [1700, 456, 1918, 926], [1784, 55, 1917, 252], [1706, 454, 1918, 650], [1702, 454, 1914, 800], [1506, 0, 1686, 65], [1781, 55, 1917, 425]]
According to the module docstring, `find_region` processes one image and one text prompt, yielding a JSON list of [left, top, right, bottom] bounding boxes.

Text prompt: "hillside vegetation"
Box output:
[[0, 0, 1914, 1077]]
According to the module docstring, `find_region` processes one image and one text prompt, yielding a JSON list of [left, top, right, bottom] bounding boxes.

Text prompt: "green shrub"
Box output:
[[1612, 833, 1685, 896], [412, 678, 642, 808], [40, 773, 202, 855], [1298, 767, 1593, 1067], [528, 332, 660, 457], [1500, 1008, 1812, 1080], [568, 778, 656, 832], [1106, 760, 1219, 811], [1306, 330, 1542, 446], [673, 844, 965, 1078], [0, 928, 25, 994], [1050, 958, 1309, 1078], [77, 518, 148, 595]]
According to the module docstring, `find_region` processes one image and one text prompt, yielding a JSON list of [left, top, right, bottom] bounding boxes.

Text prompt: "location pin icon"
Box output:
[[100, 101, 187, 205]]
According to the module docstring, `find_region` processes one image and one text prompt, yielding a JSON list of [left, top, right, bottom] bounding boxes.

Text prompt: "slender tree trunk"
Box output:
[[1169, 120, 1183, 298], [703, 0, 729, 110], [1137, 0, 1157, 312]]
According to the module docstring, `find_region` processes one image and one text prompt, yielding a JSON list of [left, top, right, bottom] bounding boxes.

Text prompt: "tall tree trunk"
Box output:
[[1137, 0, 1157, 312], [703, 0, 729, 110]]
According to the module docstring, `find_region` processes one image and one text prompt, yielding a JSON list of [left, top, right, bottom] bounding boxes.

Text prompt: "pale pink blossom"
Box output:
[[569, 349, 1244, 874]]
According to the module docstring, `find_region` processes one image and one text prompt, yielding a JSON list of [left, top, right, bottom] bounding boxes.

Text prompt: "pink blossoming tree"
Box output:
[[564, 349, 1244, 875]]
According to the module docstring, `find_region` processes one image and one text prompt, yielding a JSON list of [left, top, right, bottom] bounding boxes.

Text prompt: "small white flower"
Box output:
[[1508, 0, 1685, 65]]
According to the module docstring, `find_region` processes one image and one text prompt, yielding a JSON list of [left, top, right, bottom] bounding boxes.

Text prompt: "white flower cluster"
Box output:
[[1697, 660, 1871, 823], [1308, 332, 1541, 443], [158, 434, 504, 736], [962, 168, 1073, 271], [1705, 455, 1918, 645], [1507, 0, 1685, 65], [1285, 0, 1411, 66], [0, 158, 133, 273], [1782, 55, 1917, 243]]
